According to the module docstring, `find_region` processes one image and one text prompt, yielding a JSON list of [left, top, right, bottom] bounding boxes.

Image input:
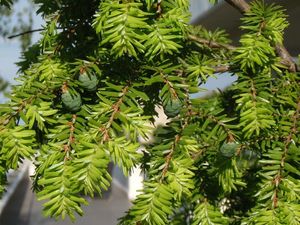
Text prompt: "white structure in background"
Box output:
[[0, 161, 30, 215], [128, 106, 169, 200], [190, 0, 212, 22]]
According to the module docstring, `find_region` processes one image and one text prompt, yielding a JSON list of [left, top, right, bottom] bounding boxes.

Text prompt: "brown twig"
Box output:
[[162, 75, 178, 99], [189, 34, 297, 73], [188, 34, 236, 51], [224, 0, 250, 14], [8, 28, 45, 39], [160, 134, 180, 182], [64, 114, 77, 161], [101, 85, 129, 142], [213, 65, 231, 73]]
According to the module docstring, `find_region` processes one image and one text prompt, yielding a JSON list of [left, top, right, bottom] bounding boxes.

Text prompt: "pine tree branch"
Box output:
[[188, 34, 236, 51], [101, 85, 129, 142], [64, 114, 77, 161], [224, 0, 298, 72], [0, 94, 36, 127], [160, 110, 191, 183], [213, 65, 231, 73], [189, 30, 297, 73], [162, 76, 179, 99], [272, 97, 300, 207], [160, 134, 178, 182], [0, 77, 9, 91], [188, 35, 233, 73], [281, 98, 300, 170], [191, 109, 235, 142], [189, 33, 296, 73]]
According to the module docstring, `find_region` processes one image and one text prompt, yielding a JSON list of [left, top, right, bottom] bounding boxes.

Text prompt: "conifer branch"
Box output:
[[188, 34, 236, 51], [160, 134, 179, 182], [160, 108, 192, 183], [272, 98, 300, 207], [192, 110, 235, 142], [213, 65, 231, 73], [224, 0, 298, 72], [64, 114, 77, 161], [2, 0, 300, 223], [101, 85, 129, 142], [162, 76, 178, 99], [280, 98, 300, 171], [189, 34, 298, 73], [1, 94, 36, 127]]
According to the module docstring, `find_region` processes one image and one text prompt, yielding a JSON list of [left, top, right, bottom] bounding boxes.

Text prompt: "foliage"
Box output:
[[0, 0, 300, 224], [0, 77, 9, 92]]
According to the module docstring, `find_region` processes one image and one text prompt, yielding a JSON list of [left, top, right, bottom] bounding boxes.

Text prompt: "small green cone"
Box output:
[[220, 142, 240, 158], [78, 71, 98, 91], [164, 99, 182, 118], [61, 90, 82, 112]]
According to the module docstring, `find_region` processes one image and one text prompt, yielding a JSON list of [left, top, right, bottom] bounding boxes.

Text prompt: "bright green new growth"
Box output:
[[0, 0, 300, 224]]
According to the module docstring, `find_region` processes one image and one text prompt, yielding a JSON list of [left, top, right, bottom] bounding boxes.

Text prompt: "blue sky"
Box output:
[[0, 42, 20, 84]]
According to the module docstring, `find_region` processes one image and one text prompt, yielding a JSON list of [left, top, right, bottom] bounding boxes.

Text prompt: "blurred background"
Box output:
[[1, 0, 299, 224]]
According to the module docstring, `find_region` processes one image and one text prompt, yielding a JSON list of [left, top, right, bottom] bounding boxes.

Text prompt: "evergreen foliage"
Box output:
[[0, 77, 8, 92], [0, 0, 300, 224]]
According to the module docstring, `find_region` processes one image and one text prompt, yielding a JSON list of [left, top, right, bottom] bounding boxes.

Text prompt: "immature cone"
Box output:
[[164, 99, 182, 118], [61, 84, 82, 112], [220, 142, 240, 158], [78, 70, 98, 91]]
